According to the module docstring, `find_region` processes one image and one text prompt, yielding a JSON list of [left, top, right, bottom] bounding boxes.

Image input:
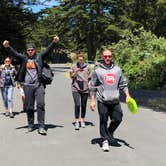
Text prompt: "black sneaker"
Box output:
[[38, 127, 47, 135]]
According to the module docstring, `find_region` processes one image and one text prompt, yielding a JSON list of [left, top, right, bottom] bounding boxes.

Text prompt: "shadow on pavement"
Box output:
[[15, 124, 64, 131], [91, 137, 135, 149], [45, 124, 64, 130], [18, 109, 37, 114], [0, 112, 20, 118], [13, 111, 21, 116], [115, 138, 135, 149]]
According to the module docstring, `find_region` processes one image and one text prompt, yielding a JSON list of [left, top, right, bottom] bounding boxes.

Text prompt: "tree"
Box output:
[[36, 0, 137, 60], [128, 0, 166, 37], [0, 0, 38, 63]]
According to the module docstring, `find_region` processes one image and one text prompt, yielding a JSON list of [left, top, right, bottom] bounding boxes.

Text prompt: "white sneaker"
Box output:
[[102, 140, 109, 152], [75, 122, 79, 130], [81, 121, 85, 128]]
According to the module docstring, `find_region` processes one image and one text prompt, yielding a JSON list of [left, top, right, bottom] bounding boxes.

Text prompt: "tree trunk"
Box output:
[[87, 34, 97, 61]]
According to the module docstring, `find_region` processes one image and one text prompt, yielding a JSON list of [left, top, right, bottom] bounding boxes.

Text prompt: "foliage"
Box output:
[[0, 0, 165, 89], [29, 0, 166, 61], [108, 28, 166, 90], [0, 0, 38, 63], [33, 0, 138, 60]]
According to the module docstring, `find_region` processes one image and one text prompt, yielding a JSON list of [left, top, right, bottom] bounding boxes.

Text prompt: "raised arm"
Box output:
[[40, 36, 59, 58], [3, 40, 25, 60]]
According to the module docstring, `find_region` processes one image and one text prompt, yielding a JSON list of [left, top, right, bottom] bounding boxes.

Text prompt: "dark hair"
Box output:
[[77, 51, 84, 58], [4, 57, 11, 63]]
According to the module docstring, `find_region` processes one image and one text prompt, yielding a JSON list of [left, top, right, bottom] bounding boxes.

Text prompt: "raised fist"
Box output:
[[3, 40, 10, 48], [53, 36, 59, 43]]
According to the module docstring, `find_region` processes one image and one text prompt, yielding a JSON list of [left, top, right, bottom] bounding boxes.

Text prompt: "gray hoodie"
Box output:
[[90, 63, 128, 104]]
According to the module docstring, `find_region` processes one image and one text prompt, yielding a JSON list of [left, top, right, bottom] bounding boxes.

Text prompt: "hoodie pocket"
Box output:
[[102, 89, 119, 102]]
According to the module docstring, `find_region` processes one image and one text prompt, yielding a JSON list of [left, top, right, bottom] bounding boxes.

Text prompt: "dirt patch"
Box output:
[[131, 89, 166, 112], [145, 98, 166, 111]]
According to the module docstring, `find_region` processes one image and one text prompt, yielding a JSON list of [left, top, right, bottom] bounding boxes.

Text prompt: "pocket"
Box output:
[[76, 80, 84, 90], [102, 89, 119, 102]]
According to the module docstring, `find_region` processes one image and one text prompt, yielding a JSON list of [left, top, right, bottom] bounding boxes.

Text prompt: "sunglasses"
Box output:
[[103, 55, 112, 59], [27, 49, 35, 52]]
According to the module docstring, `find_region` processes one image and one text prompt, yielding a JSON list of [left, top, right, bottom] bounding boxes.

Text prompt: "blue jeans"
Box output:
[[1, 86, 14, 109]]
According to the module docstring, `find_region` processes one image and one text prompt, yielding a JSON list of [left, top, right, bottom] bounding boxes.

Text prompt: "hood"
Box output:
[[76, 62, 87, 69], [98, 62, 114, 70]]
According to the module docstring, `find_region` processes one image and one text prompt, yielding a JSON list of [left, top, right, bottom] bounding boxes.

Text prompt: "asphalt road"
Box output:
[[0, 64, 165, 166]]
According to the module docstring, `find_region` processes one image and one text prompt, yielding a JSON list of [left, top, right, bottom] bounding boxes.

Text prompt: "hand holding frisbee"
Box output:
[[127, 97, 138, 114]]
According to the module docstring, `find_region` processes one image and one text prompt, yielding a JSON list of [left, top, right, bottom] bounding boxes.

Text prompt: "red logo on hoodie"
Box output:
[[104, 73, 116, 85]]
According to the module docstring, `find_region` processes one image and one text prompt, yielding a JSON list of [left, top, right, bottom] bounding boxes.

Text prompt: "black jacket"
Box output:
[[6, 42, 56, 83]]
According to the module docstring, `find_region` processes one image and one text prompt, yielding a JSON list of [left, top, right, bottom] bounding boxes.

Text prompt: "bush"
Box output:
[[107, 28, 166, 90]]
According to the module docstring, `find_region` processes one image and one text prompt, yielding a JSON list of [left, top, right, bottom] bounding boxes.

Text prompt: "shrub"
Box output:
[[107, 28, 166, 90]]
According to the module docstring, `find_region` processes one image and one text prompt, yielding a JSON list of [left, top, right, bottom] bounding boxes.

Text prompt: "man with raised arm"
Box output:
[[3, 36, 59, 135]]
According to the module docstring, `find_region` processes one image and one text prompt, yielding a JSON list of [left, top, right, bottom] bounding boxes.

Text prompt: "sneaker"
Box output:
[[102, 140, 109, 152], [81, 121, 85, 128], [5, 112, 10, 117], [75, 122, 79, 130], [9, 112, 14, 118], [38, 127, 47, 135]]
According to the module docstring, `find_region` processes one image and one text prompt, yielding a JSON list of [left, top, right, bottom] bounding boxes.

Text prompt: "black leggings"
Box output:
[[72, 92, 88, 119]]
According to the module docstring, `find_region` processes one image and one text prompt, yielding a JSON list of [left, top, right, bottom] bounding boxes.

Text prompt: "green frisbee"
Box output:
[[127, 97, 138, 114]]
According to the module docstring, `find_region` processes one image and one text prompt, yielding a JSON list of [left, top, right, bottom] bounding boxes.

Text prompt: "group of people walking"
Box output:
[[2, 37, 131, 152], [70, 49, 131, 152]]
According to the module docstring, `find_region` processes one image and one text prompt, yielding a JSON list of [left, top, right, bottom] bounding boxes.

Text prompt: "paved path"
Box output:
[[0, 64, 166, 166]]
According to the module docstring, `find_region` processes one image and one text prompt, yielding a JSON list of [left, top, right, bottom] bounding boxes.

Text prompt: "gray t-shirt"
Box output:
[[24, 59, 38, 85]]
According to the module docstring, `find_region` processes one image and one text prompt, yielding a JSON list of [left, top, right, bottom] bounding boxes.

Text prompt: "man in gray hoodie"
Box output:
[[90, 49, 130, 152]]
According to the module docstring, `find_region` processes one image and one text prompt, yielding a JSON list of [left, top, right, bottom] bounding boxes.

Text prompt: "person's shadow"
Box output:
[[72, 121, 94, 127], [15, 123, 64, 132], [91, 137, 135, 149], [1, 111, 20, 117]]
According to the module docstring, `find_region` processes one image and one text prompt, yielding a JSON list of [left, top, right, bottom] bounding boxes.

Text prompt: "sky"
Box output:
[[25, 0, 58, 13]]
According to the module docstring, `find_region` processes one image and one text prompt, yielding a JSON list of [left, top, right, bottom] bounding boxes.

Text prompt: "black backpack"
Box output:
[[41, 63, 54, 85]]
